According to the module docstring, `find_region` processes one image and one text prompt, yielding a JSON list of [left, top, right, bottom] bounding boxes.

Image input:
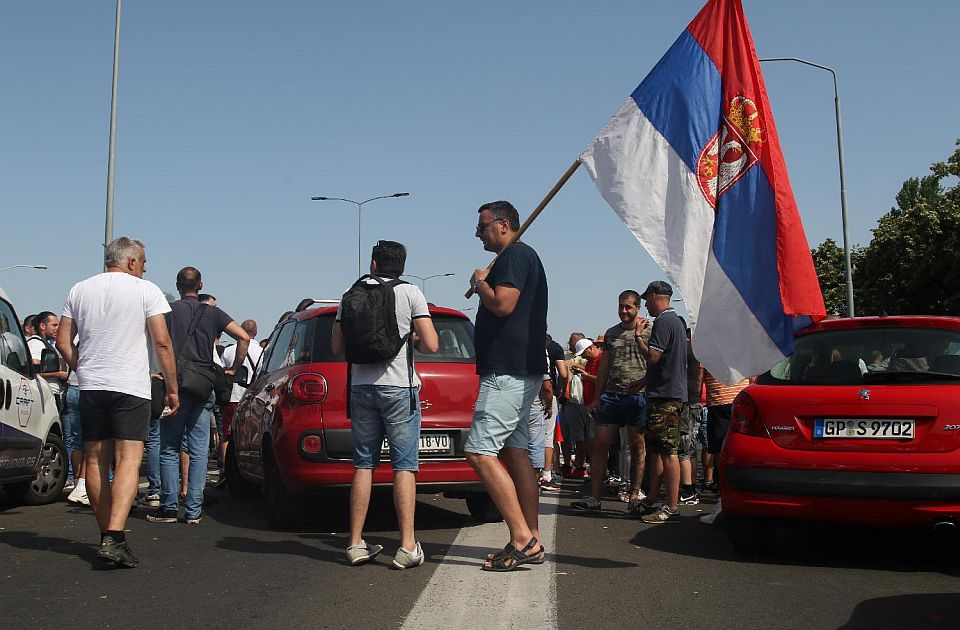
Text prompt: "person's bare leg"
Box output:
[[627, 427, 646, 500], [588, 426, 616, 500], [680, 458, 694, 487], [71, 451, 85, 482], [466, 453, 535, 555], [84, 441, 114, 532], [501, 447, 541, 544], [107, 440, 144, 531], [542, 445, 553, 477], [348, 468, 373, 547], [702, 452, 715, 483], [393, 470, 417, 551], [663, 454, 681, 510], [646, 452, 665, 503], [179, 450, 189, 500]]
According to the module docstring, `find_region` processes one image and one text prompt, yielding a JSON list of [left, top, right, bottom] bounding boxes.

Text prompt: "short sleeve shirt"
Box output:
[[62, 272, 171, 400], [474, 241, 548, 376], [336, 279, 431, 388], [602, 322, 652, 395], [166, 297, 234, 364], [547, 340, 564, 390], [645, 308, 687, 401], [27, 336, 63, 395]]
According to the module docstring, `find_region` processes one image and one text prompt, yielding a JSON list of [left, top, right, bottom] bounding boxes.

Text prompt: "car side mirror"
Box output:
[[233, 365, 250, 387], [40, 348, 60, 373]]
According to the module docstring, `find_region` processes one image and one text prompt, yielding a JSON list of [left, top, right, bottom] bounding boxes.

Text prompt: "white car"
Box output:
[[0, 291, 68, 504]]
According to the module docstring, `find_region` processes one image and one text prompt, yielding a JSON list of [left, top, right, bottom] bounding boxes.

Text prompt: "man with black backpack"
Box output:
[[147, 267, 249, 525], [331, 240, 438, 569]]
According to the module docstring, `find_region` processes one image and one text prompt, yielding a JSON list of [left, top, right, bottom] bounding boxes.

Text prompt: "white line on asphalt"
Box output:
[[401, 493, 559, 630]]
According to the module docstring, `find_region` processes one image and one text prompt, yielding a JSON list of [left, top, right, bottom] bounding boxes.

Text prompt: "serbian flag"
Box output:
[[580, 0, 825, 383]]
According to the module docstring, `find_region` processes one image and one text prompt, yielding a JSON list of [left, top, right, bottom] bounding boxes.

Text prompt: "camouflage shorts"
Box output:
[[678, 403, 703, 461], [645, 399, 683, 456]]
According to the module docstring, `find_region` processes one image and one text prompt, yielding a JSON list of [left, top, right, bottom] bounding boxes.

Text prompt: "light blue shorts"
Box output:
[[465, 373, 542, 458], [527, 406, 546, 469], [350, 385, 421, 472]]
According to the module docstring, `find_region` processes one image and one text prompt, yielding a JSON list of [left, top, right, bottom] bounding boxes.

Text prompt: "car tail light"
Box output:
[[730, 393, 770, 438], [301, 434, 322, 453], [289, 373, 327, 403]]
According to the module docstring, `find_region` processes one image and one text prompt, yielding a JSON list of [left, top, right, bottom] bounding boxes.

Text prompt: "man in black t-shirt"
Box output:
[[631, 280, 688, 524], [466, 200, 548, 571], [147, 267, 250, 525]]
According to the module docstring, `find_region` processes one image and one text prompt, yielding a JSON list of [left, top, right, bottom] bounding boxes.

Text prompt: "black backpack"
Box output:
[[339, 275, 410, 364]]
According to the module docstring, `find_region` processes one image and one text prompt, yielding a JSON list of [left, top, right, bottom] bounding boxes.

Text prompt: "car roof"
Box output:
[[799, 315, 960, 336], [289, 302, 472, 323]]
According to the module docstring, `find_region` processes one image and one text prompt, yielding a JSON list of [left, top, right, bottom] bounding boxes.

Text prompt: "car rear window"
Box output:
[[309, 314, 476, 364], [759, 327, 960, 385]]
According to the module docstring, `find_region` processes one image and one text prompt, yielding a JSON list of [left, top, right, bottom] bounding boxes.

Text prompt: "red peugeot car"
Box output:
[[225, 300, 496, 529], [720, 316, 960, 552]]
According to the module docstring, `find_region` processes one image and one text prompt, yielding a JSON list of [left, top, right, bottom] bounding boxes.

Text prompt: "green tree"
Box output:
[[812, 141, 960, 316], [811, 238, 855, 316]]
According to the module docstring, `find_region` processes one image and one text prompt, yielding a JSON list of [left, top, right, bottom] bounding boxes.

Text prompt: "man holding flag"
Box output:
[[579, 0, 825, 384]]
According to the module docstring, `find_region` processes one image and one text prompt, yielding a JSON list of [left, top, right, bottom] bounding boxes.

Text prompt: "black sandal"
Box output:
[[481, 537, 539, 572], [487, 543, 546, 564]]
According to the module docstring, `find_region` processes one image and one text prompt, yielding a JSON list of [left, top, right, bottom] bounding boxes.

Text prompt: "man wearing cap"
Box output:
[[632, 281, 687, 523], [571, 290, 652, 514], [565, 337, 600, 479]]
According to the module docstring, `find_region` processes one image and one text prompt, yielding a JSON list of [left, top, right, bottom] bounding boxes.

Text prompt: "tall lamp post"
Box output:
[[402, 273, 454, 296], [760, 57, 854, 317], [104, 0, 122, 269], [0, 264, 48, 273], [310, 193, 410, 277]]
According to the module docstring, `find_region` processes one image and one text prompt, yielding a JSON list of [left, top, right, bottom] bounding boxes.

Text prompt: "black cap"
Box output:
[[641, 280, 673, 298]]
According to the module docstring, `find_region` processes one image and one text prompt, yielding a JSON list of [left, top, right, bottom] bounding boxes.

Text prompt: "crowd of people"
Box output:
[[24, 200, 752, 572]]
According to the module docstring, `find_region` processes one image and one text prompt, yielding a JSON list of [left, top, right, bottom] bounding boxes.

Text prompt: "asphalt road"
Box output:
[[1, 476, 958, 630]]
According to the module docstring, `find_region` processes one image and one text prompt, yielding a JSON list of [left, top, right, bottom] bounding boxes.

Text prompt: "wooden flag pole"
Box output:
[[465, 158, 582, 298]]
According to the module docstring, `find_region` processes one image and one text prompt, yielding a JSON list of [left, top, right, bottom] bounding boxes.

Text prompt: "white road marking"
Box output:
[[401, 493, 559, 630]]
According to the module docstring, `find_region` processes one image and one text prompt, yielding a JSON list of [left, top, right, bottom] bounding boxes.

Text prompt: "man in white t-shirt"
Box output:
[[218, 319, 261, 480], [331, 240, 438, 569], [27, 311, 68, 403], [57, 237, 179, 569]]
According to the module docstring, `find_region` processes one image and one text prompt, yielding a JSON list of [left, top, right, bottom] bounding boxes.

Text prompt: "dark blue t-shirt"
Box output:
[[166, 297, 233, 364], [475, 241, 548, 375], [645, 308, 687, 401]]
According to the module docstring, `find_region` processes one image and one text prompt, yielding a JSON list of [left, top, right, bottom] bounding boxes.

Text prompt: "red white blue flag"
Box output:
[[580, 0, 826, 382]]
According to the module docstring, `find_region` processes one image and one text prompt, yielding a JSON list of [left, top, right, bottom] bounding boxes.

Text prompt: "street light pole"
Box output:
[[104, 0, 122, 270], [760, 57, 854, 317], [402, 272, 455, 295], [310, 193, 410, 277], [0, 264, 48, 273]]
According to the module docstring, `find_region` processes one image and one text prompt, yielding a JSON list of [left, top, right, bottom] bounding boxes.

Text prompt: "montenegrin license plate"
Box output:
[[814, 418, 915, 439], [381, 433, 452, 454]]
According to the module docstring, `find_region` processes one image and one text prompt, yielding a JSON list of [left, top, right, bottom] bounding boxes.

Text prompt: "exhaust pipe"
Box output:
[[932, 519, 956, 534]]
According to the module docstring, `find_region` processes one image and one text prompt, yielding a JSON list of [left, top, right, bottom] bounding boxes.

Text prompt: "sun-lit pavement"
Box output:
[[1, 476, 958, 630]]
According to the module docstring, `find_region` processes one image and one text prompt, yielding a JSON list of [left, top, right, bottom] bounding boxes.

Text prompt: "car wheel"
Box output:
[[263, 452, 305, 530], [727, 516, 777, 554], [225, 438, 259, 498], [7, 433, 69, 506], [466, 493, 503, 523]]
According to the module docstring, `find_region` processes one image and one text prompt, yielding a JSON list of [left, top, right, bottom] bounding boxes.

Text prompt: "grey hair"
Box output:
[[104, 237, 145, 267]]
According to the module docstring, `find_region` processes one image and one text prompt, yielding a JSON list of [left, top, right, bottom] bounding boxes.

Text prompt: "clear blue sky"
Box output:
[[2, 1, 957, 342]]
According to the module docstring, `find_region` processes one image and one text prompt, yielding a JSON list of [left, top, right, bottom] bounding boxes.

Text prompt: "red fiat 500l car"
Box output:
[[226, 301, 495, 529], [720, 316, 960, 552]]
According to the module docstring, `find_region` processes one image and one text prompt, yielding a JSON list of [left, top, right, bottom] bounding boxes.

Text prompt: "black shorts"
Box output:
[[80, 390, 151, 442], [706, 404, 733, 454]]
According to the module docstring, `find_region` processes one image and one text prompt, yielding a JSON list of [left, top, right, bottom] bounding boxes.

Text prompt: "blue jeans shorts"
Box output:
[[595, 392, 646, 428], [465, 373, 541, 458], [350, 385, 421, 472], [526, 406, 546, 469]]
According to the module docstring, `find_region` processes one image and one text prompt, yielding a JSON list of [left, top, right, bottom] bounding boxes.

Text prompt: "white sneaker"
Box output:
[[392, 542, 425, 569], [67, 486, 90, 506], [699, 498, 722, 525]]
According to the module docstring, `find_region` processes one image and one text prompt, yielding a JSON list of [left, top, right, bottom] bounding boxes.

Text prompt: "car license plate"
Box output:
[[381, 433, 452, 454], [814, 418, 915, 439]]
